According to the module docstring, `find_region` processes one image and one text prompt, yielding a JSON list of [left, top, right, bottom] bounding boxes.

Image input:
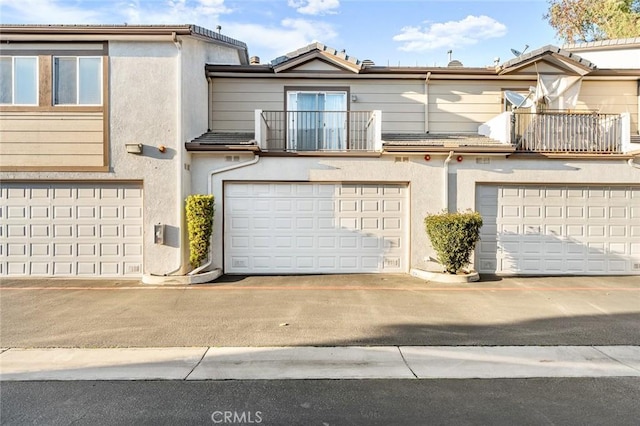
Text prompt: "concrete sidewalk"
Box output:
[[1, 346, 639, 381]]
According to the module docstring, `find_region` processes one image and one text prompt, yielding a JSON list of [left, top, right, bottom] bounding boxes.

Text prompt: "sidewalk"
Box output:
[[1, 346, 639, 381]]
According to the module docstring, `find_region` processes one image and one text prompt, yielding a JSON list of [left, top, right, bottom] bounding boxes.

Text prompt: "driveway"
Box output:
[[0, 274, 638, 347]]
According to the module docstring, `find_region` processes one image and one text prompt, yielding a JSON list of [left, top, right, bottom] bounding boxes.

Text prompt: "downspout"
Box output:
[[188, 155, 261, 275], [424, 72, 431, 133], [163, 32, 185, 276], [443, 151, 454, 212], [629, 158, 640, 169]]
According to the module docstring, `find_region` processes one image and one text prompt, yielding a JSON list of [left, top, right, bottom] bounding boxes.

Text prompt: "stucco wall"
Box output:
[[0, 36, 245, 276], [455, 158, 640, 213], [108, 41, 182, 273], [570, 48, 640, 69], [191, 153, 640, 273], [191, 154, 449, 271]]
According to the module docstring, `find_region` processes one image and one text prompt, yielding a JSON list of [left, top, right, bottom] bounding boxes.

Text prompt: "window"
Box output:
[[54, 57, 102, 105], [287, 91, 347, 151], [0, 56, 38, 105]]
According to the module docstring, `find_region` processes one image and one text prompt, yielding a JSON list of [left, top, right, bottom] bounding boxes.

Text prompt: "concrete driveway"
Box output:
[[0, 274, 638, 348]]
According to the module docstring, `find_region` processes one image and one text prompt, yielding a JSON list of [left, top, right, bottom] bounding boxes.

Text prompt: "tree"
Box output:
[[545, 0, 640, 42]]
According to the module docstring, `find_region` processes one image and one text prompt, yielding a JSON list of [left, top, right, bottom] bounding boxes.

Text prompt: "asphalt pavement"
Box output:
[[1, 274, 639, 425], [1, 274, 639, 347], [3, 378, 640, 425]]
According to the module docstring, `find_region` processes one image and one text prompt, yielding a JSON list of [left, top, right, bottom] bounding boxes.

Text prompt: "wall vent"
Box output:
[[476, 157, 490, 164], [394, 156, 409, 163]]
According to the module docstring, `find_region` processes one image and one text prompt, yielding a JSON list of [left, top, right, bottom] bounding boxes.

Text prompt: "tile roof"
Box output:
[[382, 133, 506, 147], [185, 132, 258, 151], [499, 45, 596, 71], [186, 132, 514, 153], [188, 132, 256, 145], [382, 133, 514, 153], [271, 42, 362, 68], [0, 24, 247, 51], [563, 37, 640, 50]]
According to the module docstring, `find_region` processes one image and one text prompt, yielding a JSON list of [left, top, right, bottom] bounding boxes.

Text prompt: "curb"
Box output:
[[1, 346, 638, 381], [142, 269, 222, 285], [410, 268, 480, 283]]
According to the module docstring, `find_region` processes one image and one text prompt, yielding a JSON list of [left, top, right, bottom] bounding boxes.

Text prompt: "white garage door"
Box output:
[[0, 182, 143, 277], [224, 182, 408, 274], [476, 185, 640, 275]]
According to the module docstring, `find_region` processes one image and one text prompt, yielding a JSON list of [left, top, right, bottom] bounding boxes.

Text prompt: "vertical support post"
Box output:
[[254, 109, 263, 150], [621, 112, 631, 153], [373, 110, 383, 152]]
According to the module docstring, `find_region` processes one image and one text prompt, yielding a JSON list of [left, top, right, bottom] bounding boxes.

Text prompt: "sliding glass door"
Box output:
[[287, 91, 347, 151]]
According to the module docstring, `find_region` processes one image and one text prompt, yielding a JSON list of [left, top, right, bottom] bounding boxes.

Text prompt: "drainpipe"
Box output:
[[161, 32, 186, 276], [188, 155, 261, 275], [424, 72, 431, 133], [443, 151, 454, 212]]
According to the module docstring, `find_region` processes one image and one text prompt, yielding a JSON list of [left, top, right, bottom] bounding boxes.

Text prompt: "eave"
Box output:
[[0, 24, 248, 61]]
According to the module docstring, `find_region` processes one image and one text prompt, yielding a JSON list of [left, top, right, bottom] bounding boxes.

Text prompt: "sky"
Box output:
[[0, 0, 563, 67]]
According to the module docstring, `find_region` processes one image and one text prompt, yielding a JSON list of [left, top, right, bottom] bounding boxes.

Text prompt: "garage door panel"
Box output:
[[224, 182, 408, 274], [477, 184, 640, 275], [0, 182, 143, 277]]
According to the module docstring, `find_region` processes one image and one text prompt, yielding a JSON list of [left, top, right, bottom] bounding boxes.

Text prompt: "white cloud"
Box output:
[[288, 0, 339, 16], [0, 0, 103, 24], [393, 15, 507, 52], [0, 0, 339, 63], [225, 18, 338, 61], [120, 0, 231, 25], [0, 0, 231, 25]]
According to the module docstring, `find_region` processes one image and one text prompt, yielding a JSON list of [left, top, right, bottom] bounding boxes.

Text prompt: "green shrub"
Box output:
[[424, 210, 483, 274], [186, 194, 215, 268]]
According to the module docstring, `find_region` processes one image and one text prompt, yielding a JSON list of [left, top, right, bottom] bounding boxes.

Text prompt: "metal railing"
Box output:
[[258, 110, 378, 152], [513, 112, 622, 153]]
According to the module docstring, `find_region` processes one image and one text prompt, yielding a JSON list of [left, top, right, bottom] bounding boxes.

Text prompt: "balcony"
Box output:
[[255, 110, 382, 152], [480, 111, 635, 154], [513, 111, 629, 153]]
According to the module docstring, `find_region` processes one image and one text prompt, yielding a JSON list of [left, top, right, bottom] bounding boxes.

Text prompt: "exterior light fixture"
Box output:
[[125, 143, 143, 155]]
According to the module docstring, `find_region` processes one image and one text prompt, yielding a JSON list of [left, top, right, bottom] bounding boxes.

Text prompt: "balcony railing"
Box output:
[[255, 110, 382, 152], [513, 111, 623, 153]]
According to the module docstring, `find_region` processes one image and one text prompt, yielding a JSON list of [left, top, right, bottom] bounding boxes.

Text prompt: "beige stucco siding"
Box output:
[[0, 111, 104, 168], [576, 80, 638, 133], [210, 77, 427, 133]]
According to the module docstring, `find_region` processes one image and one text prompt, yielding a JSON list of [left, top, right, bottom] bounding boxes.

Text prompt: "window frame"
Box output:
[[0, 55, 39, 106], [53, 56, 103, 106]]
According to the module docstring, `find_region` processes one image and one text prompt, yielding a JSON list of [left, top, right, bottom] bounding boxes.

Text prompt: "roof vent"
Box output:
[[250, 56, 260, 65], [447, 60, 463, 67], [362, 59, 375, 67]]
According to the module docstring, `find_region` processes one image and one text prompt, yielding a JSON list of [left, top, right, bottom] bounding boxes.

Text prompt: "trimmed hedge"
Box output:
[[186, 194, 215, 268], [424, 211, 483, 274]]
